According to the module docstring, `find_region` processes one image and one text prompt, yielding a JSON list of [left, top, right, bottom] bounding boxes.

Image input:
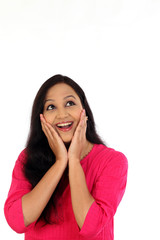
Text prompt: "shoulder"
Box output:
[[12, 149, 28, 178], [93, 144, 127, 161], [16, 149, 28, 164], [91, 144, 128, 172]]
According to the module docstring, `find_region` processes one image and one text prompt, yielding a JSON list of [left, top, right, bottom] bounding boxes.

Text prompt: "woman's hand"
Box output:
[[68, 110, 94, 229], [40, 114, 68, 164], [68, 109, 88, 162]]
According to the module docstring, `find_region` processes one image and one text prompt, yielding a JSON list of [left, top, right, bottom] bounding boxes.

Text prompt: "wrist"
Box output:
[[68, 158, 81, 172], [69, 157, 80, 164], [55, 158, 68, 168]]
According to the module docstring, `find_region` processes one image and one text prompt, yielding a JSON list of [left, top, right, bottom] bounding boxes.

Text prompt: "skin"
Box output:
[[22, 83, 95, 229], [41, 83, 92, 162]]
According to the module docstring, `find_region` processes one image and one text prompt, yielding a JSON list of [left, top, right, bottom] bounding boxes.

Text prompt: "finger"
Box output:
[[41, 120, 46, 134], [40, 115, 54, 141], [84, 116, 88, 128], [40, 114, 53, 134], [45, 122, 61, 140], [42, 121, 54, 142], [81, 110, 88, 130], [40, 115, 62, 142], [40, 114, 46, 123], [74, 110, 87, 139], [40, 114, 56, 133], [40, 114, 47, 132], [78, 109, 85, 128], [40, 116, 47, 135], [40, 114, 49, 134], [81, 111, 88, 138], [81, 109, 87, 128]]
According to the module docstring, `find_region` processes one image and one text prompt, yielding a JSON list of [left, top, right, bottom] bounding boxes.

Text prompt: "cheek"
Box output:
[[73, 108, 83, 122], [43, 112, 56, 124]]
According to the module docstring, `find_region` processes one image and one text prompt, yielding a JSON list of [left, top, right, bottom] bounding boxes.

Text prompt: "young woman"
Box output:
[[4, 74, 128, 240]]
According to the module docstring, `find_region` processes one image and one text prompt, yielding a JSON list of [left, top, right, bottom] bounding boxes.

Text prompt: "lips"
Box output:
[[56, 121, 73, 132]]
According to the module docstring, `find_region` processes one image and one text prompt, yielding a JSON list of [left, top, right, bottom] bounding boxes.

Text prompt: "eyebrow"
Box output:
[[64, 95, 76, 100], [44, 95, 76, 103]]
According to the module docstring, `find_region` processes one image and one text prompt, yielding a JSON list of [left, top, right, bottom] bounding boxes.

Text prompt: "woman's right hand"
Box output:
[[40, 114, 68, 165]]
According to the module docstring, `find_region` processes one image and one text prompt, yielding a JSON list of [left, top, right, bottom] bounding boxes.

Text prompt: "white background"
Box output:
[[0, 1, 160, 239]]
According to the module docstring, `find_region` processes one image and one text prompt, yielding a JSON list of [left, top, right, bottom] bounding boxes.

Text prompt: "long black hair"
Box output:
[[24, 74, 105, 224]]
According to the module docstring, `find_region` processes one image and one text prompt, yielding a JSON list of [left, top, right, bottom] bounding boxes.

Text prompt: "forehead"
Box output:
[[45, 83, 79, 100]]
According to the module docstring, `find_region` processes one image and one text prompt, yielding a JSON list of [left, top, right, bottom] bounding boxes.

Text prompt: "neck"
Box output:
[[64, 141, 93, 160], [80, 141, 93, 160]]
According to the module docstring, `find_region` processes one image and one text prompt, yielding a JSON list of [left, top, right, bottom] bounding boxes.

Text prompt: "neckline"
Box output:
[[80, 143, 96, 162]]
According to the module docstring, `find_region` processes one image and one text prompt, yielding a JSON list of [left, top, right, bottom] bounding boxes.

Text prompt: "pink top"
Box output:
[[4, 144, 128, 240]]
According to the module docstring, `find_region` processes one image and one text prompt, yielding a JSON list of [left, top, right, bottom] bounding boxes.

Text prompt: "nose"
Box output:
[[56, 108, 69, 119]]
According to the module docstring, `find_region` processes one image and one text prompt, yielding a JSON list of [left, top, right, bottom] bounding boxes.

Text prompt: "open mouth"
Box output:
[[56, 121, 73, 131]]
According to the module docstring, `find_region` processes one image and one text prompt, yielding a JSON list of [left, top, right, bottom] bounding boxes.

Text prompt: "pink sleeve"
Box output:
[[79, 151, 128, 238], [4, 150, 35, 233]]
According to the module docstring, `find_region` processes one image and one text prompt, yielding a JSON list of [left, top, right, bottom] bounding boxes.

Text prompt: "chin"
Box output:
[[60, 132, 73, 143], [62, 137, 72, 145]]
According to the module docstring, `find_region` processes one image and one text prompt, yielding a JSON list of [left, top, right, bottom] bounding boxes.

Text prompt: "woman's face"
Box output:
[[43, 83, 83, 143]]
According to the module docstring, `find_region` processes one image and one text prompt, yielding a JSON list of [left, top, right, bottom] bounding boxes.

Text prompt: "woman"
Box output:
[[4, 74, 128, 240]]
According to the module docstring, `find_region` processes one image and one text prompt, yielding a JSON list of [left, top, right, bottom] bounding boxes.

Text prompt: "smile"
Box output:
[[56, 121, 73, 132]]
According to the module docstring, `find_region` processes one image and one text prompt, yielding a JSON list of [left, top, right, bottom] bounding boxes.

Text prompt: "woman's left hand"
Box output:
[[68, 109, 88, 162]]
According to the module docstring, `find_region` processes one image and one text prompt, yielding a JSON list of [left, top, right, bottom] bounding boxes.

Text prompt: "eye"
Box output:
[[66, 101, 75, 107], [46, 104, 56, 110]]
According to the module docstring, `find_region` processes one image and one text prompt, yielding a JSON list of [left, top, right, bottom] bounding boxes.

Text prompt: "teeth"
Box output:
[[57, 122, 72, 127]]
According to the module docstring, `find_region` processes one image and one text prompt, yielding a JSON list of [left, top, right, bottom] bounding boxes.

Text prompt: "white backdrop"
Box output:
[[0, 1, 160, 239]]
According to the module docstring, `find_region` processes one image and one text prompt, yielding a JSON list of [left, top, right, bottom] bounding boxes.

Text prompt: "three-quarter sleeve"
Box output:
[[4, 150, 34, 233], [79, 151, 128, 238]]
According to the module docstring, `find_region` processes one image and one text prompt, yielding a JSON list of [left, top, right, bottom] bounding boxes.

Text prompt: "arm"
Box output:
[[4, 115, 68, 232], [68, 111, 128, 237], [22, 114, 68, 226], [68, 109, 94, 229], [69, 160, 95, 229], [79, 152, 128, 238], [22, 160, 66, 226]]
